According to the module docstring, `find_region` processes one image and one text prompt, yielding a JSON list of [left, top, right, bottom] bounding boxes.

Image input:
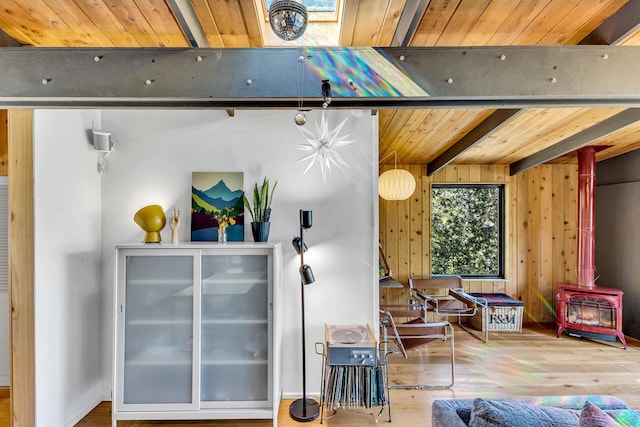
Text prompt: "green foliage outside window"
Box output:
[[431, 184, 504, 278]]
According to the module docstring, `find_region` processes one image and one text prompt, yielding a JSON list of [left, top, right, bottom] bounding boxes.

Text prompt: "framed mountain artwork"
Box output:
[[191, 172, 244, 241]]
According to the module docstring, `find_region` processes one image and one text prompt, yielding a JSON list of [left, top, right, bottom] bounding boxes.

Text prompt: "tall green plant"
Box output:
[[243, 177, 277, 222]]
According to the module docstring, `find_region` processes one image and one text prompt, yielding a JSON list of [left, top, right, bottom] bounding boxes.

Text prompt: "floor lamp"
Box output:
[[289, 209, 320, 422]]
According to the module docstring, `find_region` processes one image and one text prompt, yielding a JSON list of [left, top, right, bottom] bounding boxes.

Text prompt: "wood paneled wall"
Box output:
[[379, 163, 578, 324], [8, 110, 35, 426]]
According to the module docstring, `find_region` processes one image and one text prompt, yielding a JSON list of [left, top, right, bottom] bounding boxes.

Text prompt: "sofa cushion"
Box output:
[[603, 410, 640, 427], [579, 401, 619, 427], [469, 398, 580, 427], [432, 399, 472, 427], [432, 395, 632, 427], [531, 396, 631, 411]]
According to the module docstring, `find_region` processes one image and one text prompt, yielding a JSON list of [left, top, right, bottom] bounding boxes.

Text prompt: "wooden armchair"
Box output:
[[408, 275, 488, 342]]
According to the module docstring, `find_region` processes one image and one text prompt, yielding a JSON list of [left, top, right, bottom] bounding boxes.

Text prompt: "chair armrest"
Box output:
[[381, 303, 427, 320], [394, 322, 452, 340], [449, 289, 478, 308], [413, 291, 439, 308], [416, 289, 477, 315]]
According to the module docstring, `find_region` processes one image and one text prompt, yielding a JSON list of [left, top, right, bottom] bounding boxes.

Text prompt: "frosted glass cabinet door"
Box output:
[[122, 254, 196, 406], [200, 252, 270, 406]]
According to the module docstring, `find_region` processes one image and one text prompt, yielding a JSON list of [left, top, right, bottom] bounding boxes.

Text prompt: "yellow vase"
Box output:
[[133, 205, 166, 243]]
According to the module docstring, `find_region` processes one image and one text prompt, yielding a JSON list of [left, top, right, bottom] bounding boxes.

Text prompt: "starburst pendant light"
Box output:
[[378, 151, 416, 200], [269, 0, 308, 41], [297, 111, 355, 182]]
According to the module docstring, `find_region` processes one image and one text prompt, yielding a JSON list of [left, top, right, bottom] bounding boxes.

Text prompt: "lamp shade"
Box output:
[[292, 236, 308, 254], [299, 264, 315, 285], [133, 204, 166, 243], [268, 0, 308, 41], [378, 169, 416, 201], [300, 210, 312, 229]]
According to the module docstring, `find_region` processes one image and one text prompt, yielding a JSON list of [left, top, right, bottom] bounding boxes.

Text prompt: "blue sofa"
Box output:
[[432, 395, 640, 427]]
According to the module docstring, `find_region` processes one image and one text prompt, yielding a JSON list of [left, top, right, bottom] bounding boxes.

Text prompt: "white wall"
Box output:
[[100, 109, 378, 398], [34, 110, 104, 426], [32, 108, 377, 424]]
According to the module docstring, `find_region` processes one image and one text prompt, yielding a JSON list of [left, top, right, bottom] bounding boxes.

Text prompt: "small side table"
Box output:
[[317, 325, 388, 423]]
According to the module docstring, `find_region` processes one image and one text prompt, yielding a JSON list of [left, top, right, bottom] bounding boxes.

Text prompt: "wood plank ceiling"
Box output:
[[1, 0, 640, 171]]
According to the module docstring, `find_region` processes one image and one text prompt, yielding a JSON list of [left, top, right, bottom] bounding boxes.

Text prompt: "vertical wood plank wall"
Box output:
[[379, 163, 578, 324], [8, 110, 35, 426]]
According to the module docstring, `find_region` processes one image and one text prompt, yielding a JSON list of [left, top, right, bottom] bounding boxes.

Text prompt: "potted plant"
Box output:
[[243, 177, 277, 242]]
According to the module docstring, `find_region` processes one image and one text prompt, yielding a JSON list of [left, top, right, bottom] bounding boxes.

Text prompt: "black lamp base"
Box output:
[[289, 397, 320, 422]]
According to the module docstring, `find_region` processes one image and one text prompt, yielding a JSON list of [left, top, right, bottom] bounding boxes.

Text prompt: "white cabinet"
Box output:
[[113, 243, 282, 426]]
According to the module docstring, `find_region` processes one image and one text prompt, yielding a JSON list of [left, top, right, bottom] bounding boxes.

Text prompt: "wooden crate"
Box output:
[[469, 293, 524, 333]]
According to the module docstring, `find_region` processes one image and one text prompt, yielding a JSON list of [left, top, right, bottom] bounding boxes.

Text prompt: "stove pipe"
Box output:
[[577, 146, 596, 288]]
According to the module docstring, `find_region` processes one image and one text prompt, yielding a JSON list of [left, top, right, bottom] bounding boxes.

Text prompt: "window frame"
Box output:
[[430, 183, 506, 280]]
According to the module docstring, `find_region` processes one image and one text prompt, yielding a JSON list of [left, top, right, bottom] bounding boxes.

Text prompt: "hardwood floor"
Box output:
[[6, 325, 640, 426], [0, 387, 8, 427]]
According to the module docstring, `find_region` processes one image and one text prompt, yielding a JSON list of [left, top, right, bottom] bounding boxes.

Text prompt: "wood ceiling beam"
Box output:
[[166, 0, 210, 47], [509, 108, 640, 175], [2, 46, 640, 108], [423, 8, 640, 171], [502, 9, 640, 173], [427, 109, 521, 175], [580, 0, 640, 46], [391, 0, 429, 47]]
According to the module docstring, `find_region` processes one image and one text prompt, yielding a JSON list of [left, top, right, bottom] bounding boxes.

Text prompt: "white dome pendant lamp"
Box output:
[[378, 151, 416, 201]]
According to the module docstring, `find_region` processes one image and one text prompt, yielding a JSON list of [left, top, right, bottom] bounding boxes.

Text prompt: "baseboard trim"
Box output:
[[65, 382, 103, 427]]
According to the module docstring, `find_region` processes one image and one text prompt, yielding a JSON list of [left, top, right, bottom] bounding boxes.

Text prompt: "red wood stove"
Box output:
[[554, 147, 626, 349], [555, 283, 626, 349]]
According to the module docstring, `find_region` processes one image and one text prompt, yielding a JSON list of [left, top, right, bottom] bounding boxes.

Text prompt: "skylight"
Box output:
[[264, 0, 339, 22], [259, 0, 341, 46]]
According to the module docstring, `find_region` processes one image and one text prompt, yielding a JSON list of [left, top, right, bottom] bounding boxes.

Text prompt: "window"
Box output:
[[430, 184, 505, 279]]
